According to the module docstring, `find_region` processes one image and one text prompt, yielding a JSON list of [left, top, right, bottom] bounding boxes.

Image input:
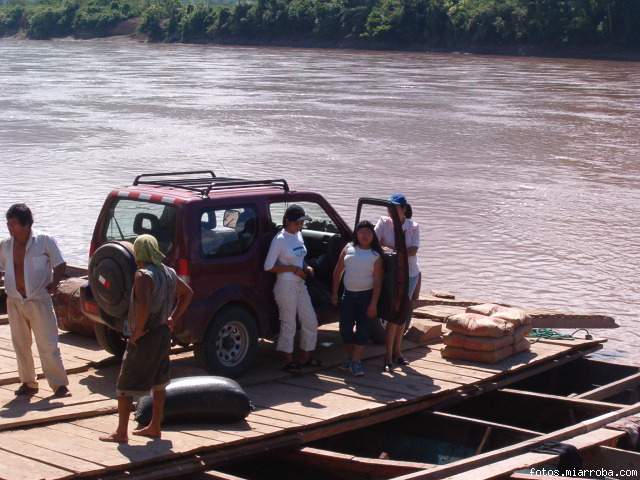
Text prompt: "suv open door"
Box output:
[[355, 198, 410, 340]]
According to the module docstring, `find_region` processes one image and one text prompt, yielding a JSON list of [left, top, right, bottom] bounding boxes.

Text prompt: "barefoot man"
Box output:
[[101, 234, 192, 443], [0, 204, 70, 397]]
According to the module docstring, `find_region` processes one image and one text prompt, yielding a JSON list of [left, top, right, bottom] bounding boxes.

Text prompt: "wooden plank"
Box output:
[[444, 427, 624, 480], [0, 434, 105, 473], [576, 372, 640, 401], [282, 446, 431, 477], [584, 445, 640, 470], [251, 407, 321, 426], [526, 309, 619, 329], [431, 411, 544, 437], [0, 398, 117, 431], [244, 382, 385, 421], [511, 474, 582, 480], [202, 471, 248, 480], [392, 402, 639, 480], [0, 449, 73, 480], [244, 412, 305, 429], [499, 388, 624, 412], [278, 372, 410, 403], [322, 366, 462, 398], [71, 414, 247, 445]]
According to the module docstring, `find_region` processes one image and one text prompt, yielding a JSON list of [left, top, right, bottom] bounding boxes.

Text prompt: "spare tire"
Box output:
[[134, 376, 252, 425], [88, 241, 136, 320]]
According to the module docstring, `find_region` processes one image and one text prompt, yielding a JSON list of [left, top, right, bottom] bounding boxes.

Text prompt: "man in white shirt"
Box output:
[[0, 204, 70, 397]]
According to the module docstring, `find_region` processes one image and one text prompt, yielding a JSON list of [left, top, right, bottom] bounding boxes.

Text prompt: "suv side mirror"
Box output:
[[133, 213, 159, 235]]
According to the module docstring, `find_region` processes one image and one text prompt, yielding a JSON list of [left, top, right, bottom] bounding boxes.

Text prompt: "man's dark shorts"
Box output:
[[116, 324, 171, 397]]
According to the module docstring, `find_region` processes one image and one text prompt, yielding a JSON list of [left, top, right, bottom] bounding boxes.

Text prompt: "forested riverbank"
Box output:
[[1, 0, 639, 55]]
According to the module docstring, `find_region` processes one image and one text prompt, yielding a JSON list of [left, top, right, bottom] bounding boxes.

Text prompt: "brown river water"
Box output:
[[1, 38, 638, 362]]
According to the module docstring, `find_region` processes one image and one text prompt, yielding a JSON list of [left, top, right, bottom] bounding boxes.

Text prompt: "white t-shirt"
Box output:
[[263, 230, 307, 282], [343, 244, 379, 292], [0, 230, 65, 301], [374, 216, 420, 278]]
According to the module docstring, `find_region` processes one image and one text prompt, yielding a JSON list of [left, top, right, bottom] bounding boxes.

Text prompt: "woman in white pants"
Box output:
[[264, 204, 320, 373]]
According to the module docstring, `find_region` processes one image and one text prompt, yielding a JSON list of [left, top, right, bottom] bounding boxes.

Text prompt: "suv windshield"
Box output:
[[105, 199, 176, 254]]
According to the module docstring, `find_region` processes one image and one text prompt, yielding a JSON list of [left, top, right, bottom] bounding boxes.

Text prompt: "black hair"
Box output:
[[353, 220, 384, 257], [6, 203, 33, 227], [405, 203, 413, 219]]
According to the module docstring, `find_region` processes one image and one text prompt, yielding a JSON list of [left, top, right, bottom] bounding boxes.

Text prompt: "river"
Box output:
[[1, 38, 638, 362]]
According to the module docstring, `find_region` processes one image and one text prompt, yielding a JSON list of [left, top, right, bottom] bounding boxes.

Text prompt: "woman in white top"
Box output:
[[331, 221, 384, 377], [375, 193, 421, 372], [264, 204, 319, 373]]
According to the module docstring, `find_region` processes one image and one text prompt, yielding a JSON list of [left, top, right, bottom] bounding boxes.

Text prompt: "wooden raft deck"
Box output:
[[0, 320, 605, 480]]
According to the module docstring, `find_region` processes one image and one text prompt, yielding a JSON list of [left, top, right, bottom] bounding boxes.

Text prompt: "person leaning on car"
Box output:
[[264, 204, 321, 373]]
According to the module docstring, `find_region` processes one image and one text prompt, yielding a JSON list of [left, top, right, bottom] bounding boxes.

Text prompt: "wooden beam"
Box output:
[[389, 402, 640, 480], [280, 446, 432, 477], [511, 474, 583, 480], [576, 372, 640, 401], [445, 427, 623, 480], [202, 470, 248, 480], [431, 411, 543, 437], [499, 388, 625, 412], [582, 445, 640, 471]]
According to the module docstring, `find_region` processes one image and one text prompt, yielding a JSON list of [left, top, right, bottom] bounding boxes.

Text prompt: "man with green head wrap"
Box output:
[[100, 234, 193, 443]]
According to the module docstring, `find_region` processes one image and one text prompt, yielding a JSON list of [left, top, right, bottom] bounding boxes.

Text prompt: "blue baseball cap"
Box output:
[[389, 193, 407, 206]]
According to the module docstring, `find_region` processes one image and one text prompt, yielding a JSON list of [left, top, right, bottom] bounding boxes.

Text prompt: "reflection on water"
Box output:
[[1, 38, 639, 361]]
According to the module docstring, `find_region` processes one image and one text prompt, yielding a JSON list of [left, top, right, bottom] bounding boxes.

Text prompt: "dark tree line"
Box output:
[[2, 0, 639, 49]]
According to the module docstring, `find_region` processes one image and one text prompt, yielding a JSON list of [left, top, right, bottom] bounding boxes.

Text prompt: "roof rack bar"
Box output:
[[204, 179, 290, 195], [132, 172, 289, 197], [134, 170, 216, 185]]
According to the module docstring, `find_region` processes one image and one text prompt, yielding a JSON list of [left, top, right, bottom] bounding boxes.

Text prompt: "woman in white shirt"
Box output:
[[331, 221, 384, 377], [375, 193, 421, 372], [264, 204, 320, 373]]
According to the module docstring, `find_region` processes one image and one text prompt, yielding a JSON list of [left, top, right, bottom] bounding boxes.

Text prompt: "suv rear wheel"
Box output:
[[196, 305, 258, 378], [94, 323, 126, 358]]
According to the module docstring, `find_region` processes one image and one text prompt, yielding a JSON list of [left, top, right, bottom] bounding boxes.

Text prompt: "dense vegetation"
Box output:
[[1, 0, 639, 51]]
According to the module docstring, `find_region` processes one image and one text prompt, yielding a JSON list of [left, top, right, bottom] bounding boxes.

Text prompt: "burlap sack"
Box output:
[[465, 303, 501, 316], [443, 332, 514, 352], [446, 313, 514, 338], [491, 306, 531, 327], [513, 325, 532, 340], [53, 278, 95, 337], [513, 337, 531, 353], [443, 325, 532, 352], [441, 344, 514, 363]]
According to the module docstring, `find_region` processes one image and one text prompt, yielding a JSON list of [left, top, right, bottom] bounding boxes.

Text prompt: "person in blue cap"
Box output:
[[375, 193, 421, 372]]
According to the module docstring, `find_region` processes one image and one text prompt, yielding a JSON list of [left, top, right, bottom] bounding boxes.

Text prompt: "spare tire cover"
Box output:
[[88, 241, 136, 319], [135, 376, 252, 425]]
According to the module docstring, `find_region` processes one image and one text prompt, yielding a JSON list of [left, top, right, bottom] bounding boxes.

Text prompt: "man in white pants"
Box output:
[[0, 204, 70, 397]]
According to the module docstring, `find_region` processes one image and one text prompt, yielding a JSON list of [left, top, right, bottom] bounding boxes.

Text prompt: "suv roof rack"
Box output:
[[133, 171, 290, 197]]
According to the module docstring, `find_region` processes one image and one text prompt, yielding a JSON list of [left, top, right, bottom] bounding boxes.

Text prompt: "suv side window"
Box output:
[[106, 199, 176, 254], [269, 202, 338, 233], [201, 206, 257, 257]]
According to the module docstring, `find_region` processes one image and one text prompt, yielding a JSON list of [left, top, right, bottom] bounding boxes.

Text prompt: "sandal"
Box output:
[[282, 362, 302, 373], [300, 358, 322, 368], [383, 363, 394, 373], [394, 356, 409, 366]]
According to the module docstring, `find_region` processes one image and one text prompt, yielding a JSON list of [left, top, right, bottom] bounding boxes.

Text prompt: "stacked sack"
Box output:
[[441, 304, 532, 364]]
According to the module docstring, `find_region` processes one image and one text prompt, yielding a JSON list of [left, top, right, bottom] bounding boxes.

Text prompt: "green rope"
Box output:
[[527, 328, 575, 340]]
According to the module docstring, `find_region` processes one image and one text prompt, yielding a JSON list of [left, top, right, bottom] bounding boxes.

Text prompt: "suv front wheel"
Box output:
[[196, 305, 258, 378]]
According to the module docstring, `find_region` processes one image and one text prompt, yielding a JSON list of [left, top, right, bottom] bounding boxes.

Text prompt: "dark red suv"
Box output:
[[81, 171, 409, 377]]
